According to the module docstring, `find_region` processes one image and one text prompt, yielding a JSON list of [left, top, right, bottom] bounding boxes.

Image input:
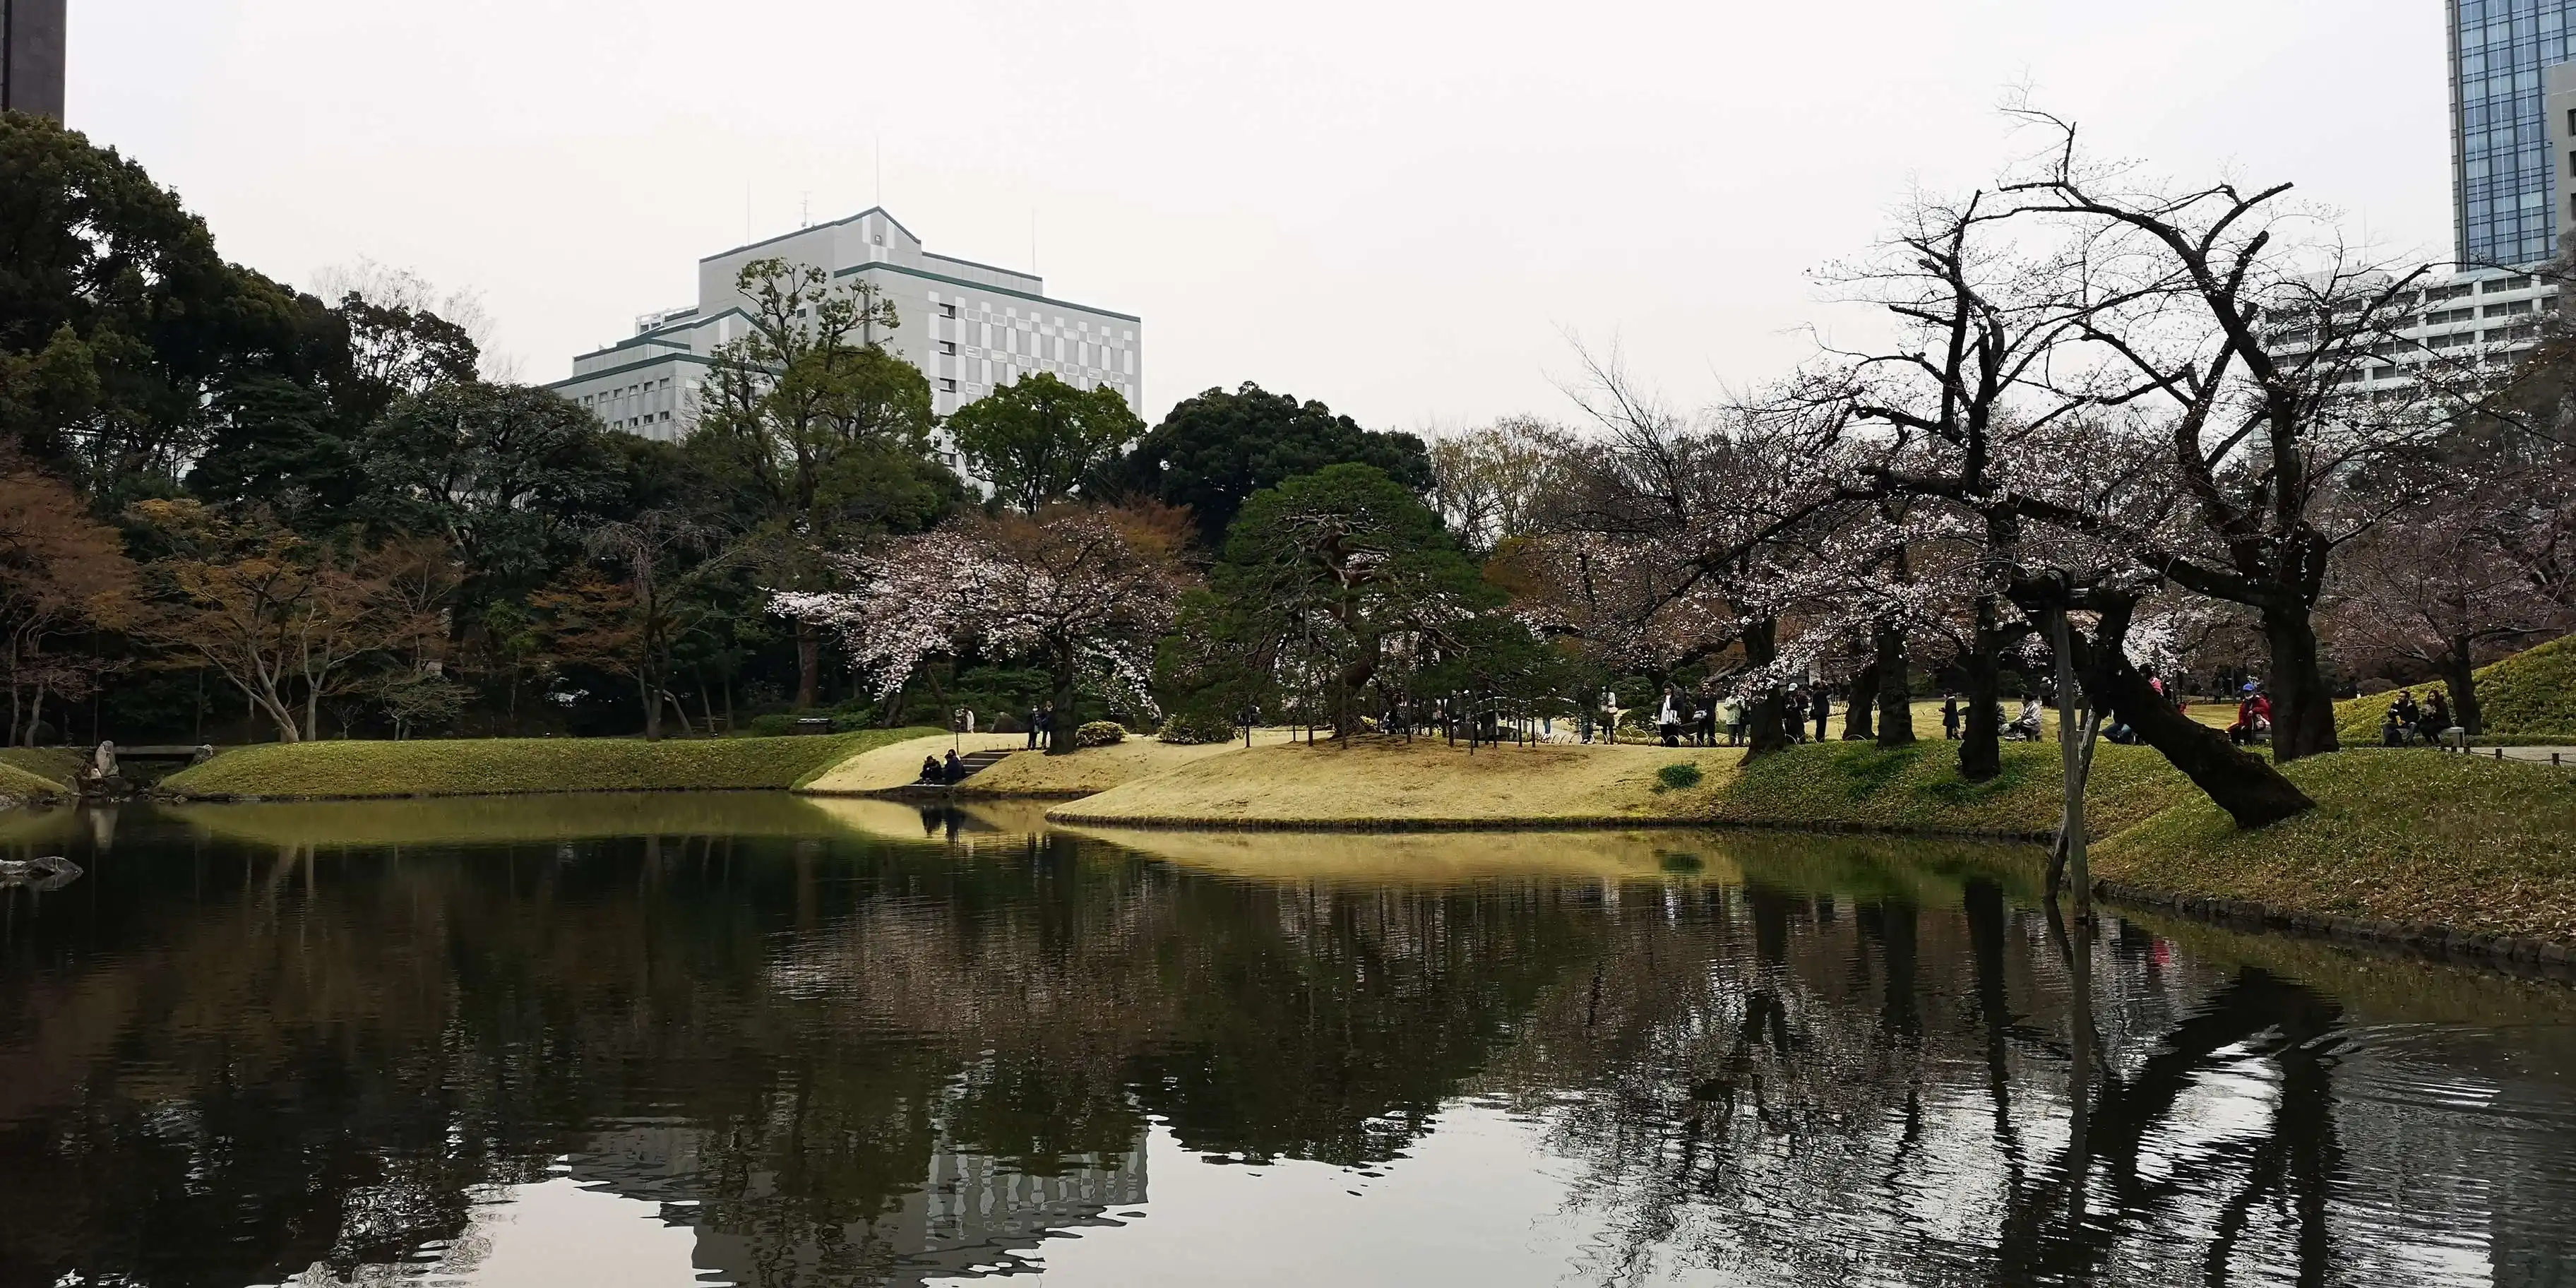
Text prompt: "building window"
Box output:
[[938, 340, 958, 356], [939, 302, 958, 318], [939, 378, 958, 393]]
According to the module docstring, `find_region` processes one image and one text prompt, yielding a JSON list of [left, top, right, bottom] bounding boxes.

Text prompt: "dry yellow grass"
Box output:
[[961, 739, 1250, 797], [1048, 737, 1743, 828], [799, 732, 1026, 793]]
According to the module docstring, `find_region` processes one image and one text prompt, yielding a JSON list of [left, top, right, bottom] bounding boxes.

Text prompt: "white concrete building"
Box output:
[[2267, 265, 2556, 393], [551, 208, 1142, 460]]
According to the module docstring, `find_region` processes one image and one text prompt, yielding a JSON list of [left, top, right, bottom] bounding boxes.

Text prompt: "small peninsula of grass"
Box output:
[[2094, 751, 2576, 944], [1049, 737, 1741, 829], [160, 728, 943, 801]]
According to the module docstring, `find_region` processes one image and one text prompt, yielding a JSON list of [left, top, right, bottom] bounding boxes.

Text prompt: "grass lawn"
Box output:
[[160, 728, 944, 801], [1705, 739, 2198, 838], [1049, 737, 1743, 828], [0, 749, 82, 788], [960, 730, 1314, 797], [2093, 750, 2576, 943], [0, 758, 65, 804]]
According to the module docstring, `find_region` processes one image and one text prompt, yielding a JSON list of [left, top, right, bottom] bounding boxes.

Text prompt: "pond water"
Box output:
[[4, 796, 2576, 1287]]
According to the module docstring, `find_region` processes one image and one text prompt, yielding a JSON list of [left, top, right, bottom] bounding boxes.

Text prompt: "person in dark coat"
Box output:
[[920, 755, 943, 783], [1811, 687, 1832, 743], [1027, 706, 1043, 749], [2391, 690, 2420, 743], [1942, 696, 1961, 741], [2426, 690, 2453, 743], [943, 749, 965, 783]]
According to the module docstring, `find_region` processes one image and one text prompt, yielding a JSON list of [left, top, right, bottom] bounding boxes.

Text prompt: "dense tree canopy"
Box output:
[[1095, 383, 1433, 549], [946, 371, 1143, 512]]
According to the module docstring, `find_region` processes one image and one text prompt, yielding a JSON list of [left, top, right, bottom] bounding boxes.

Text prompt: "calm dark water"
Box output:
[[4, 796, 2575, 1287]]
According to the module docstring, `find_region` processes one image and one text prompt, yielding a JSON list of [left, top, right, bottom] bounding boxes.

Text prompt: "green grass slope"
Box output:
[[2094, 751, 2576, 943], [0, 748, 81, 787], [0, 758, 64, 804], [162, 729, 943, 801], [1704, 740, 2197, 839], [2336, 633, 2576, 743]]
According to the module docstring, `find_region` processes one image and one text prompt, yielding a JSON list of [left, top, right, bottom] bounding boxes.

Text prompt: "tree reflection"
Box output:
[[0, 818, 2563, 1287]]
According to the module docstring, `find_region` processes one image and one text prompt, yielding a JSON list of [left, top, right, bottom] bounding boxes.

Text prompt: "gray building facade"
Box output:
[[551, 208, 1142, 465], [1, 0, 65, 119]]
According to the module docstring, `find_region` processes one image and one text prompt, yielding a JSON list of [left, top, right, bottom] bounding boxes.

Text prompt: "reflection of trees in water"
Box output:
[[6, 823, 2568, 1287], [1481, 866, 2379, 1287], [0, 828, 1607, 1286]]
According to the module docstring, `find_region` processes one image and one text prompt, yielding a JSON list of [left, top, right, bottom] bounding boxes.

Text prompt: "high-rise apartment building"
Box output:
[[551, 208, 1142, 459], [1, 0, 66, 119]]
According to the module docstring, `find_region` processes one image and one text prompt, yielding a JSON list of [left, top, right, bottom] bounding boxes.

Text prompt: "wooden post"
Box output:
[[2051, 610, 2092, 921]]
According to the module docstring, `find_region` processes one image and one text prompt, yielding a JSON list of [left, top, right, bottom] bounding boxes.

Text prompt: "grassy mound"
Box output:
[[963, 739, 1256, 798], [801, 732, 1027, 793], [1707, 740, 2196, 839], [1049, 737, 1742, 828], [0, 748, 81, 788], [2336, 633, 2576, 743], [161, 728, 942, 801], [0, 757, 66, 804], [2094, 751, 2576, 943]]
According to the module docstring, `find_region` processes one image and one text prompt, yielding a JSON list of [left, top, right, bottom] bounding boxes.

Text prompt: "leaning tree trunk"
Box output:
[[2060, 597, 2312, 830], [2445, 637, 2483, 735], [2260, 604, 2339, 763], [1875, 620, 1915, 748], [1843, 662, 1878, 740], [1741, 616, 1793, 758]]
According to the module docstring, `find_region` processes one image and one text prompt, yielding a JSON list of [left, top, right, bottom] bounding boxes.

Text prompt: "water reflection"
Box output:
[[0, 799, 2571, 1286]]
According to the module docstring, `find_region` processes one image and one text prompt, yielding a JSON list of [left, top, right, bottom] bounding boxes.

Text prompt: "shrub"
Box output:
[[745, 713, 800, 737], [1656, 762, 1705, 791], [1076, 720, 1128, 748], [1158, 710, 1239, 744]]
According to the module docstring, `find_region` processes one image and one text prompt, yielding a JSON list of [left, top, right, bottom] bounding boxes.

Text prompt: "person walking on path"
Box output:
[[1696, 698, 1717, 749], [1942, 696, 1961, 741], [1026, 705, 1043, 750], [1722, 696, 1745, 746], [1811, 688, 1832, 744], [1658, 691, 1683, 748]]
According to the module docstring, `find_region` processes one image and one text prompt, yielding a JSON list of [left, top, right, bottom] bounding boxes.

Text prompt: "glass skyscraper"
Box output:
[[2454, 0, 2576, 267]]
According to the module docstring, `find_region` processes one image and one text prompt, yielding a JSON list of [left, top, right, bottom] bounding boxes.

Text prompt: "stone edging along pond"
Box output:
[[2095, 881, 2576, 971]]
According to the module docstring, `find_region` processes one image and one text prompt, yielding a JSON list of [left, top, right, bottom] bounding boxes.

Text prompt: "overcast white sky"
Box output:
[[71, 1, 2452, 431]]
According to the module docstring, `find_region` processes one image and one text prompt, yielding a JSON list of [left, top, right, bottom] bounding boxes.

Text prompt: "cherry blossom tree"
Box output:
[[1532, 357, 1852, 756], [1998, 111, 2492, 762], [777, 506, 1186, 752]]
